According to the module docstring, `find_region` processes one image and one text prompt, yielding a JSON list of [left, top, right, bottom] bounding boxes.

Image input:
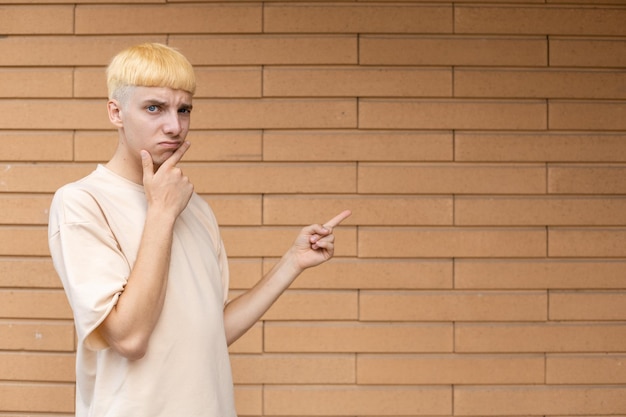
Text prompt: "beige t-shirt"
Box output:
[[48, 165, 237, 417]]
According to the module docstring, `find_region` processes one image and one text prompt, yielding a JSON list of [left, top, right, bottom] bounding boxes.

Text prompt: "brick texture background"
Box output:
[[1, 1, 625, 416]]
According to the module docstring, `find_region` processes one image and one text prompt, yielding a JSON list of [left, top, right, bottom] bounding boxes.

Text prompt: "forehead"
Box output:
[[130, 85, 192, 106]]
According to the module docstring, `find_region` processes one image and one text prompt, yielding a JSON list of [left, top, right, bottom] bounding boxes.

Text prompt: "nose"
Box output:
[[163, 110, 183, 136]]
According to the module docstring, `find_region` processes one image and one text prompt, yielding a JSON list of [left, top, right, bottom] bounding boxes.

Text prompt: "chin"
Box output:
[[154, 151, 175, 165]]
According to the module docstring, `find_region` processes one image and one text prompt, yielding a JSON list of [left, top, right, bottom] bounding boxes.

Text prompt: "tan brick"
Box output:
[[0, 413, 73, 417], [202, 195, 261, 226], [265, 258, 453, 290], [191, 98, 356, 129], [360, 35, 546, 66], [550, 291, 626, 320], [455, 259, 626, 289], [549, 0, 626, 3], [171, 35, 357, 65], [550, 37, 626, 67], [0, 131, 73, 162], [221, 227, 356, 258], [264, 385, 451, 416], [263, 195, 452, 226], [74, 131, 117, 162], [227, 258, 263, 291], [74, 67, 107, 98], [79, 0, 167, 3], [549, 227, 626, 257], [0, 6, 73, 34], [455, 132, 626, 162], [265, 322, 453, 353], [358, 163, 546, 194], [456, 196, 626, 226], [359, 99, 546, 129], [0, 227, 49, 257], [0, 320, 74, 352], [358, 354, 544, 384], [549, 164, 626, 194], [0, 352, 74, 382], [0, 382, 74, 413], [263, 130, 453, 162], [0, 195, 53, 225], [0, 100, 110, 130], [455, 385, 626, 416], [228, 322, 262, 354], [195, 67, 262, 98], [547, 354, 626, 384], [360, 291, 547, 321], [0, 164, 94, 193], [188, 131, 262, 161], [456, 5, 626, 35], [264, 66, 452, 97], [0, 69, 72, 98], [233, 385, 262, 416], [231, 353, 354, 384], [265, 3, 452, 33], [359, 227, 546, 258], [183, 163, 356, 194], [75, 4, 261, 34], [456, 322, 626, 353], [549, 100, 626, 130], [0, 290, 71, 320], [0, 258, 60, 289], [262, 290, 358, 321], [455, 68, 626, 99], [0, 36, 164, 66]]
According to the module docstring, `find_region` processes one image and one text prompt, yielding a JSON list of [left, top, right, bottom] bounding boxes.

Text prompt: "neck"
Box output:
[[106, 149, 144, 185]]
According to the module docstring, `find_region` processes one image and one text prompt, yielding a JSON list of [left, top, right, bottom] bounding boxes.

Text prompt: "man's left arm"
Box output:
[[222, 210, 351, 346]]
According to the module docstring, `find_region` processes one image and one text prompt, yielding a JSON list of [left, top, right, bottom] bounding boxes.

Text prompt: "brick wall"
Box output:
[[1, 1, 625, 416]]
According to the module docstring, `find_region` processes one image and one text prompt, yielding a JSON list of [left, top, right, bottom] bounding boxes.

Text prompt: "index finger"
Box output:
[[323, 209, 352, 230], [162, 141, 191, 167]]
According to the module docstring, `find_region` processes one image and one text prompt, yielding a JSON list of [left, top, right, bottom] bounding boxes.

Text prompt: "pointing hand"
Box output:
[[289, 209, 352, 271]]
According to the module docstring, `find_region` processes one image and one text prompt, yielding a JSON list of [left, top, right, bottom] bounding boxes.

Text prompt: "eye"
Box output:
[[178, 107, 191, 114], [147, 105, 158, 112]]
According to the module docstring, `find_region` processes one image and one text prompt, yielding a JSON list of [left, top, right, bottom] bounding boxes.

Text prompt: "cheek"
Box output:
[[181, 115, 191, 130]]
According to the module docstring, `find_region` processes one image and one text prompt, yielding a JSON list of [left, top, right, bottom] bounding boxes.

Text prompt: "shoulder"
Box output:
[[50, 171, 107, 225]]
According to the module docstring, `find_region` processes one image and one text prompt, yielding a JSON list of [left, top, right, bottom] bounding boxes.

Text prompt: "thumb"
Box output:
[[140, 150, 154, 181]]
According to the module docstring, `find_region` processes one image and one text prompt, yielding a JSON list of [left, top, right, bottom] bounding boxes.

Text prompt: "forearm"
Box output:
[[222, 211, 351, 345], [223, 249, 303, 345], [98, 209, 176, 359]]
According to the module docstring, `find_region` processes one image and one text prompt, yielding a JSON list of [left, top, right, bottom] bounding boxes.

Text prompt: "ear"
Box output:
[[107, 99, 124, 128]]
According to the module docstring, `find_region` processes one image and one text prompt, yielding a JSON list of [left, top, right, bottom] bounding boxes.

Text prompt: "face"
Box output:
[[108, 86, 193, 169]]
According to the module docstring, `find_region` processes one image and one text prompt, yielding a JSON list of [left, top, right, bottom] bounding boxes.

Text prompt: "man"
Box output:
[[48, 42, 350, 417]]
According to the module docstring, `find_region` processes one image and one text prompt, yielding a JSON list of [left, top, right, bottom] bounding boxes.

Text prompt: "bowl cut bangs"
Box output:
[[107, 43, 196, 100]]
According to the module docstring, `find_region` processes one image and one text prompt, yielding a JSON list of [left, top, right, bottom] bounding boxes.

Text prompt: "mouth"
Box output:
[[158, 141, 182, 149]]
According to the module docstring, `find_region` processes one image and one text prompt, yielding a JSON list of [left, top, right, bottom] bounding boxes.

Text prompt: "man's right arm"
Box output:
[[97, 143, 193, 360]]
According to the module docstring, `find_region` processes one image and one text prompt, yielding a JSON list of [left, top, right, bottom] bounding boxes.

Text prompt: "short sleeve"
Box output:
[[48, 186, 131, 351]]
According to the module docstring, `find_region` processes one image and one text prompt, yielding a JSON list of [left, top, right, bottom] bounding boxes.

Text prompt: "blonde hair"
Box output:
[[106, 43, 196, 100]]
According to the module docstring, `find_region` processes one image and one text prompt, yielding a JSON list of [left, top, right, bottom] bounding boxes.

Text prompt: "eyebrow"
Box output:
[[142, 99, 193, 110], [142, 99, 167, 106]]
